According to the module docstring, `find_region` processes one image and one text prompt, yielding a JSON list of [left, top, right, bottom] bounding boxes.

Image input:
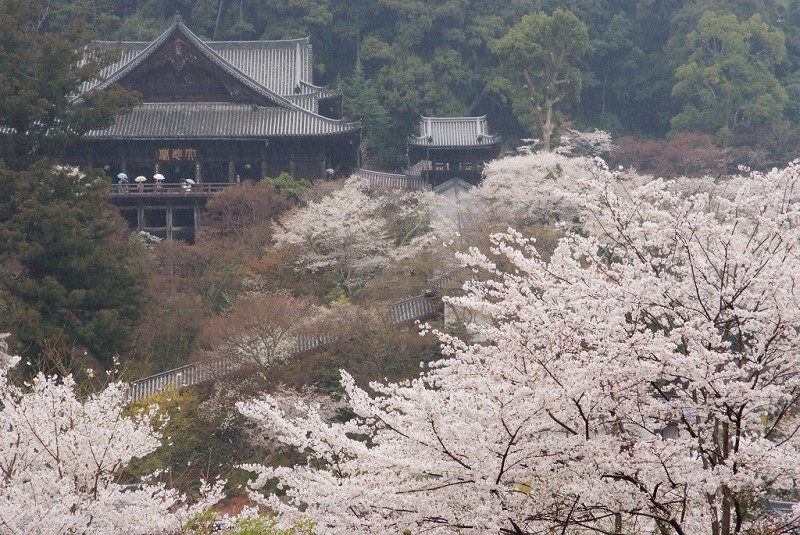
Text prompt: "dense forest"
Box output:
[[25, 0, 800, 170]]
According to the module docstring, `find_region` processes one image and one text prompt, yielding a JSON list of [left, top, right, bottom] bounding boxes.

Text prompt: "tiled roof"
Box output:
[[353, 169, 429, 191], [209, 39, 313, 96], [74, 18, 358, 140], [78, 43, 148, 95], [81, 26, 325, 100], [285, 93, 318, 113], [408, 115, 500, 148], [78, 20, 296, 109], [83, 102, 359, 139]]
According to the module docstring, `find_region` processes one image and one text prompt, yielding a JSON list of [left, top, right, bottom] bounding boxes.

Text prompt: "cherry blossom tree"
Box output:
[[553, 127, 615, 158], [204, 294, 312, 368], [273, 177, 435, 296], [0, 335, 221, 534], [451, 153, 643, 240], [238, 159, 800, 534]]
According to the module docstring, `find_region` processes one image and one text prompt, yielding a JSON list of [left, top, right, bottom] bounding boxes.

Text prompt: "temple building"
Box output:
[[407, 116, 501, 186], [64, 16, 361, 186]]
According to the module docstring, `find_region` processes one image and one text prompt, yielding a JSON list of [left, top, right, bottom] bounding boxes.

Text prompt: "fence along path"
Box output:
[[127, 294, 440, 403]]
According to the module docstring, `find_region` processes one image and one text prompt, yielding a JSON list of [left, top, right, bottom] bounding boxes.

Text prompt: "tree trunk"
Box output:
[[721, 488, 732, 535], [213, 0, 226, 40], [542, 97, 555, 152]]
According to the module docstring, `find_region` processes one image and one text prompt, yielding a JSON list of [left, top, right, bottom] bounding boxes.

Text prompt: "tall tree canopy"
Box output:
[[0, 1, 144, 368], [0, 163, 145, 368], [492, 9, 589, 151], [671, 11, 787, 138], [0, 0, 138, 170]]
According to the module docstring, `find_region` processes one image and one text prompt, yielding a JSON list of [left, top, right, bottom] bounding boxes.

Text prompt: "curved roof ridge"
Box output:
[[300, 80, 333, 91], [409, 115, 500, 147], [419, 115, 489, 121], [209, 36, 311, 47], [80, 18, 184, 95], [170, 21, 300, 109]]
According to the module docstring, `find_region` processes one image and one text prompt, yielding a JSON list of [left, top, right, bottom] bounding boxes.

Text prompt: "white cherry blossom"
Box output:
[[240, 157, 800, 534]]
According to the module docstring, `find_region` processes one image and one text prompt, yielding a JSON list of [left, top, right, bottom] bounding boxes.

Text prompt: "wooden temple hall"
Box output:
[[64, 16, 361, 186]]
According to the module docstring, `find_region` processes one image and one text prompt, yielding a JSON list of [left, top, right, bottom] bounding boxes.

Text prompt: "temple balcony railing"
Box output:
[[110, 182, 238, 198]]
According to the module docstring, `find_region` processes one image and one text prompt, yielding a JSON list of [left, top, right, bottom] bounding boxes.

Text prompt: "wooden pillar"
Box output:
[[261, 140, 269, 178], [228, 160, 235, 183], [166, 206, 173, 241], [193, 206, 200, 243], [119, 146, 127, 176], [289, 143, 296, 178]]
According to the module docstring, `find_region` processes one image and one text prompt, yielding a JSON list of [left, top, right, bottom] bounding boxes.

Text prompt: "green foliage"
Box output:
[[43, 0, 122, 34], [127, 389, 209, 484], [264, 173, 312, 204], [229, 516, 314, 535], [339, 67, 393, 169], [0, 0, 139, 169], [670, 11, 788, 138], [0, 161, 145, 368], [114, 13, 172, 40], [492, 9, 589, 150], [183, 509, 218, 535], [375, 53, 467, 168], [324, 283, 348, 306], [126, 387, 250, 497], [183, 511, 315, 535]]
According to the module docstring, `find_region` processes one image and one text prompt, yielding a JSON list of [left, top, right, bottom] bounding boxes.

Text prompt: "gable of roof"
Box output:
[[409, 116, 500, 148], [77, 17, 296, 109]]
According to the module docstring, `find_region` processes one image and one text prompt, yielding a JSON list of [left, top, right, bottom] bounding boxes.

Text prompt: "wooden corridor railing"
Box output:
[[126, 294, 440, 403]]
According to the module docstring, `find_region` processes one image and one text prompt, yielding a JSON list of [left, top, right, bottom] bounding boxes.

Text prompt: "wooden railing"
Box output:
[[110, 182, 236, 196], [126, 294, 441, 403], [128, 353, 244, 402]]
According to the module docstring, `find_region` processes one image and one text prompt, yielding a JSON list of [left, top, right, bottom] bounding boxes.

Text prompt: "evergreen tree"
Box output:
[[340, 66, 392, 169], [0, 0, 139, 170], [0, 162, 145, 369], [0, 1, 144, 369], [493, 9, 589, 151], [671, 11, 787, 139]]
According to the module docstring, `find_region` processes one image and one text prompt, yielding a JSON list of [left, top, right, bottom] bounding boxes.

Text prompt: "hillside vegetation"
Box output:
[[2, 1, 800, 532]]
